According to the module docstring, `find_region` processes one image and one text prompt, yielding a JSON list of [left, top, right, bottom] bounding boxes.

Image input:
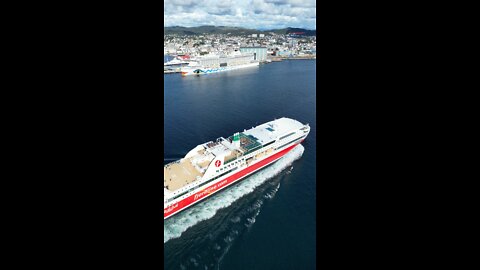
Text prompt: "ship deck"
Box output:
[[227, 133, 262, 154], [164, 158, 203, 192]]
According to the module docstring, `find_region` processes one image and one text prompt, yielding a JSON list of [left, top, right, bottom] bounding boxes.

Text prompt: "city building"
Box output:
[[239, 46, 267, 62], [164, 32, 316, 61]]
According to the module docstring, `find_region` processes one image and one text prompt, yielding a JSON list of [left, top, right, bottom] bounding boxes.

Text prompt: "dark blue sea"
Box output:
[[164, 56, 316, 270]]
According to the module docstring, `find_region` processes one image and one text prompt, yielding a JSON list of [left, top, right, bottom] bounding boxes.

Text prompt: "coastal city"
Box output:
[[164, 31, 316, 74]]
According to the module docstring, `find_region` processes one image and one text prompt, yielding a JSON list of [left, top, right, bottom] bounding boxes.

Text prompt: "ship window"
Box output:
[[262, 141, 275, 148], [276, 135, 306, 150], [279, 132, 296, 141]]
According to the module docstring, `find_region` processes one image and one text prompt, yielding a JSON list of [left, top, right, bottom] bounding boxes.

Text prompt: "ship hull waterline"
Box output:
[[164, 141, 303, 220], [181, 62, 259, 76]]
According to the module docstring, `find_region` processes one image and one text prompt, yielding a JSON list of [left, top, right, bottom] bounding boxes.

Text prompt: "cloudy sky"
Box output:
[[164, 0, 316, 30]]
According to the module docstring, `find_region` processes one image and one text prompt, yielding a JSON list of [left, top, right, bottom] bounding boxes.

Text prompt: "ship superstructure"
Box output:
[[164, 57, 191, 72], [180, 51, 259, 76], [164, 117, 310, 219]]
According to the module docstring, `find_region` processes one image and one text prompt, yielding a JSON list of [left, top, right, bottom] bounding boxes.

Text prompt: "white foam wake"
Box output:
[[164, 144, 304, 243]]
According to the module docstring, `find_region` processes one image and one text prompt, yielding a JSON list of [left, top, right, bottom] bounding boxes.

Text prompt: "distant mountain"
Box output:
[[164, 26, 316, 36], [268, 27, 316, 36], [164, 26, 256, 35]]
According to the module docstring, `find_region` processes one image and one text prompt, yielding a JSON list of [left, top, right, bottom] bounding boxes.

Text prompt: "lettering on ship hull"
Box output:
[[194, 179, 228, 201], [164, 203, 179, 215]]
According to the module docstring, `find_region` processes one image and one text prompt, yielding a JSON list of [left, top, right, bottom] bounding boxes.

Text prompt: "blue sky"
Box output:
[[164, 0, 316, 30]]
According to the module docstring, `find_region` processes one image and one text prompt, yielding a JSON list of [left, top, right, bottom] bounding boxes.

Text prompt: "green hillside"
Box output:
[[164, 26, 316, 36]]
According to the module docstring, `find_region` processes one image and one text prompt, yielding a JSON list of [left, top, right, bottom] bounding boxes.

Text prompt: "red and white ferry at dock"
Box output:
[[164, 117, 310, 220]]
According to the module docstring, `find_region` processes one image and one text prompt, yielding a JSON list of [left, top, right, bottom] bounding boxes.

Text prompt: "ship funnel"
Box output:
[[233, 132, 240, 148]]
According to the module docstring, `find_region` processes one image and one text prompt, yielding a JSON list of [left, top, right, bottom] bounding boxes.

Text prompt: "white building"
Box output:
[[239, 46, 267, 62]]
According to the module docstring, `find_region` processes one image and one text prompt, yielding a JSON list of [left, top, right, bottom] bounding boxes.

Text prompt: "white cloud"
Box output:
[[264, 0, 315, 8], [164, 0, 316, 29]]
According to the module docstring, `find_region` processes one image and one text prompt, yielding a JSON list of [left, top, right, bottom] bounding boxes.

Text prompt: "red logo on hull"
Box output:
[[215, 160, 221, 167]]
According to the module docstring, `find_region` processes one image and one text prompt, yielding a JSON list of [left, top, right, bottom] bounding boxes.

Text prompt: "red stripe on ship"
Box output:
[[164, 142, 302, 219]]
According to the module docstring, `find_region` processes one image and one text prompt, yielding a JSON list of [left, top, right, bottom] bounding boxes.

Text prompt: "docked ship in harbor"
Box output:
[[164, 117, 310, 220], [164, 58, 190, 68], [180, 51, 259, 76], [164, 56, 191, 72]]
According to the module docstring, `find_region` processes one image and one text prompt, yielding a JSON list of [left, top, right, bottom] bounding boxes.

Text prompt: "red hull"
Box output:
[[164, 142, 301, 219]]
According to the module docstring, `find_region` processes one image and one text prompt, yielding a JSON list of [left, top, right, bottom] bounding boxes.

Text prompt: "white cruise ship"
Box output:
[[164, 57, 190, 70], [164, 117, 310, 219], [180, 51, 259, 76]]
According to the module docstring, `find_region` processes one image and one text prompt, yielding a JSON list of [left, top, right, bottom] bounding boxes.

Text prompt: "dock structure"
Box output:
[[268, 55, 316, 61]]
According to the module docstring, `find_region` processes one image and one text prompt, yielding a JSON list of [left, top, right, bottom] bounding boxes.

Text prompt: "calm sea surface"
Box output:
[[164, 57, 316, 270]]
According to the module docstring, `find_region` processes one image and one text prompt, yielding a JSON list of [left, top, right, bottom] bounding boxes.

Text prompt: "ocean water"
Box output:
[[164, 58, 316, 270]]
